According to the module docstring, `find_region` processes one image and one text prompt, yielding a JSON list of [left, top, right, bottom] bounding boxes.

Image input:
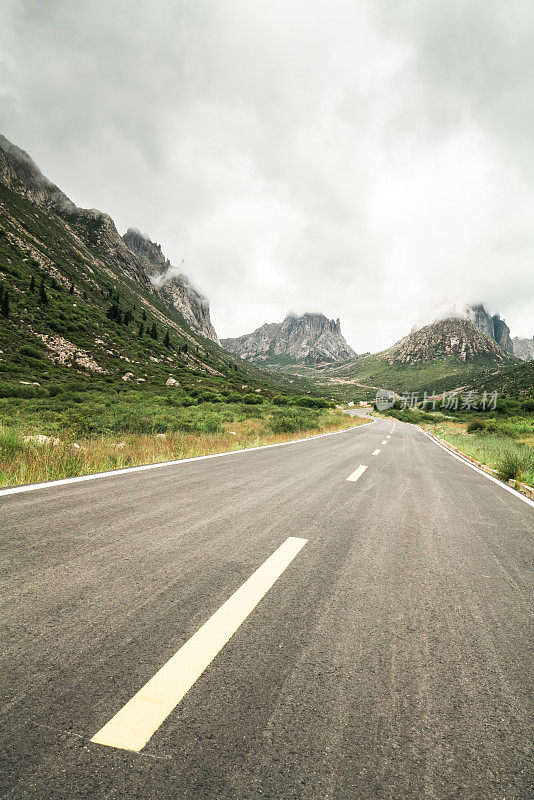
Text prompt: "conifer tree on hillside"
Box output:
[[39, 279, 48, 305], [1, 288, 9, 318]]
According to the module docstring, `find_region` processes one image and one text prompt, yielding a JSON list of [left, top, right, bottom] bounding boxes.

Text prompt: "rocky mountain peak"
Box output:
[[122, 228, 218, 342], [385, 317, 513, 365], [464, 303, 513, 354], [221, 312, 356, 365]]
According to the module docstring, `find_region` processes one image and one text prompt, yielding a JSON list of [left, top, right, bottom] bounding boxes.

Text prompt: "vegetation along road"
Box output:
[[1, 414, 532, 799]]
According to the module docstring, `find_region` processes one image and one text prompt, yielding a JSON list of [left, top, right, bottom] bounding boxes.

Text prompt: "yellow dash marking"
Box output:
[[91, 537, 307, 752], [346, 465, 368, 482]]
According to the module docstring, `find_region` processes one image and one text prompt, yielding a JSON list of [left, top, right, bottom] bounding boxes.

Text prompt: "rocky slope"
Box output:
[[122, 228, 217, 342], [513, 336, 534, 361], [464, 303, 513, 354], [383, 317, 512, 364], [222, 313, 356, 365]]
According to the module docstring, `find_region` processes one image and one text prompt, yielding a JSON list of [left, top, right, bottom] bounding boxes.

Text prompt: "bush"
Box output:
[[242, 393, 264, 404], [267, 409, 319, 434], [291, 396, 329, 408], [467, 418, 486, 433], [496, 451, 522, 482], [20, 345, 45, 360], [198, 391, 218, 403], [272, 395, 290, 405], [225, 392, 243, 403]]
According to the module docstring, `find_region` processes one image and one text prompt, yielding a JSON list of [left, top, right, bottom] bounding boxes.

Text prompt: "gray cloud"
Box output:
[[1, 0, 532, 350]]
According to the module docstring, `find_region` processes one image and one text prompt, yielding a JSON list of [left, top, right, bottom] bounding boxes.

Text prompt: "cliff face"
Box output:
[[383, 317, 512, 364], [465, 304, 514, 354], [122, 228, 218, 342], [513, 336, 534, 361], [221, 313, 356, 364]]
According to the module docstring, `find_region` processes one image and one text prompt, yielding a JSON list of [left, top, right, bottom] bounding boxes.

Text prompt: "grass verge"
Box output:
[[0, 408, 367, 488], [377, 408, 534, 488]]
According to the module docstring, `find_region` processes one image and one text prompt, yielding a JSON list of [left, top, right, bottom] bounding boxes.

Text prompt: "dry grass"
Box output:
[[0, 412, 366, 488]]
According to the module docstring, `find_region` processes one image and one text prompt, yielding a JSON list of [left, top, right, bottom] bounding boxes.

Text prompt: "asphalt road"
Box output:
[[1, 416, 533, 799]]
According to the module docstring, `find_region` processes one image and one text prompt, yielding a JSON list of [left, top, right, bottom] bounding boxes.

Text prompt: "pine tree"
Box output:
[[30, 275, 36, 292], [1, 290, 9, 318], [69, 283, 75, 295], [150, 323, 158, 340], [142, 310, 147, 321], [106, 303, 121, 323], [182, 342, 188, 354], [164, 330, 171, 348], [39, 279, 48, 305], [138, 322, 144, 337]]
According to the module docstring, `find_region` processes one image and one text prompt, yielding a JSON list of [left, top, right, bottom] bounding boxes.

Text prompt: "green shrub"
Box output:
[[242, 393, 264, 404], [291, 396, 329, 408], [496, 451, 522, 482], [272, 395, 290, 405], [467, 418, 486, 433], [267, 409, 319, 434], [198, 391, 222, 403], [20, 345, 45, 360]]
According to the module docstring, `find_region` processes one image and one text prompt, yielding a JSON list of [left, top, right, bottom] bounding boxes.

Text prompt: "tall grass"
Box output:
[[438, 433, 534, 486], [0, 410, 365, 488]]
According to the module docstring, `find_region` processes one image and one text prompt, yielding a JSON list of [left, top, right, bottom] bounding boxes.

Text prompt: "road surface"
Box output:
[[1, 416, 532, 799]]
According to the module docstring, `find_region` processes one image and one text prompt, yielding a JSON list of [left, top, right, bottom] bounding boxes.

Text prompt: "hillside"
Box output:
[[0, 135, 290, 400], [221, 312, 356, 365]]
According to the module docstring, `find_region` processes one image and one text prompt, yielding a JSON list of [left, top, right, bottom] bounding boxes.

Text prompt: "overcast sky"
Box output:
[[1, 0, 533, 351]]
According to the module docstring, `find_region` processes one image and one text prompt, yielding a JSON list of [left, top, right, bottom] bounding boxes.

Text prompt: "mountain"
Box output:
[[0, 134, 219, 342], [383, 317, 512, 365], [122, 228, 217, 342], [0, 134, 280, 396], [324, 316, 521, 395], [513, 336, 534, 361], [221, 313, 356, 365], [464, 303, 513, 354], [0, 134, 151, 288]]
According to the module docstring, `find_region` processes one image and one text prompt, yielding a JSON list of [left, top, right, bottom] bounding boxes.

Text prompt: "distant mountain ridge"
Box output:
[[222, 312, 356, 365]]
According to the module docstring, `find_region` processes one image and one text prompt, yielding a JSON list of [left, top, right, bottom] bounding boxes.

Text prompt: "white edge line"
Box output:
[[418, 427, 534, 509], [0, 418, 376, 497]]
